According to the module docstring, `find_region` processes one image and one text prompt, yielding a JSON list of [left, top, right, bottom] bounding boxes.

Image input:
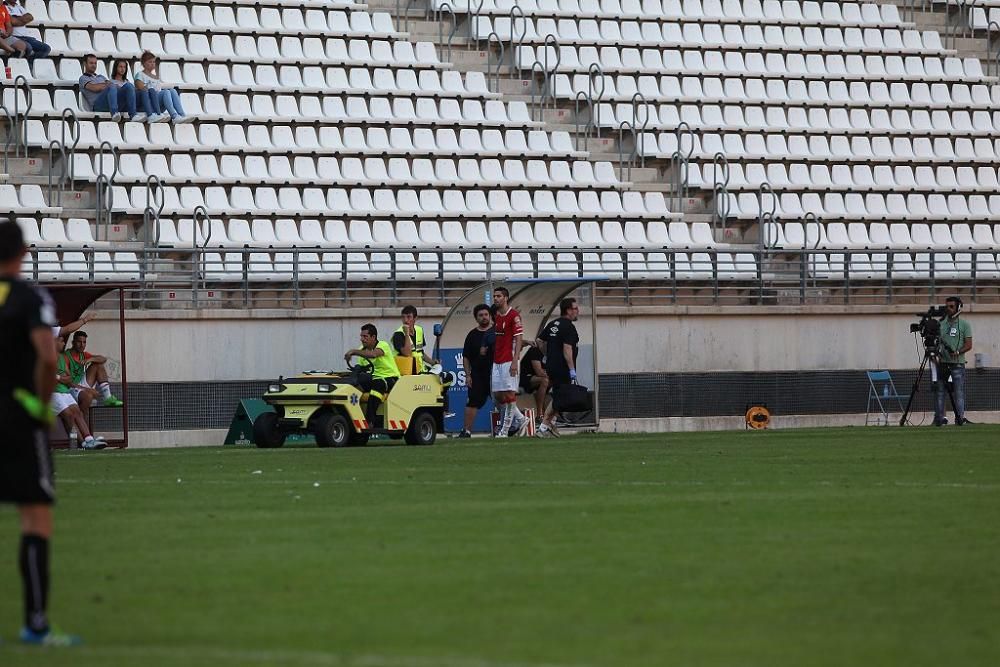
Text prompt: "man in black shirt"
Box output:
[[459, 303, 494, 438], [0, 221, 79, 646], [536, 297, 580, 438], [519, 343, 549, 423]]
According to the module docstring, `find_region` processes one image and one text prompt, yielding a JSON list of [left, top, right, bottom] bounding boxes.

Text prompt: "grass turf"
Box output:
[[1, 427, 999, 667]]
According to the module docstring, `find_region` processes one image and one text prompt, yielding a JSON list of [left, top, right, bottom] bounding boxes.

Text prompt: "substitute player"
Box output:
[[490, 286, 527, 437], [0, 221, 80, 646]]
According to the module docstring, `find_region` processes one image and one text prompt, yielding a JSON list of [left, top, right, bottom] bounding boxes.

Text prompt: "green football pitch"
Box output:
[[2, 427, 999, 667]]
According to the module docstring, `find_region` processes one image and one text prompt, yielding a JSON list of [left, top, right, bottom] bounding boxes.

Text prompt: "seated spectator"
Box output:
[[519, 341, 549, 423], [135, 51, 193, 124], [53, 336, 106, 450], [391, 331, 416, 376], [4, 0, 50, 61], [109, 59, 150, 123], [64, 330, 123, 409], [78, 53, 138, 122], [0, 1, 28, 58]]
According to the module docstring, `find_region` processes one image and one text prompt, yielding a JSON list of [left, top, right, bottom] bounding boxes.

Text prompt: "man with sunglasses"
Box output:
[[934, 296, 972, 427]]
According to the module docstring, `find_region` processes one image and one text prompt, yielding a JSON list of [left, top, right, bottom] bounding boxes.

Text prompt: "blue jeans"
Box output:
[[92, 83, 137, 117], [137, 88, 157, 116], [934, 363, 966, 422], [150, 88, 186, 118], [19, 36, 51, 61]]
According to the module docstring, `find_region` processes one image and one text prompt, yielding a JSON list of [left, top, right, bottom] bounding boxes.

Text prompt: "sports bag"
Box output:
[[552, 383, 592, 413]]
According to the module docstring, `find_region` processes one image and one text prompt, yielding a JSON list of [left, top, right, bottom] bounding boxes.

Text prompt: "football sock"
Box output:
[[20, 534, 49, 634], [500, 400, 515, 433], [97, 382, 112, 399]]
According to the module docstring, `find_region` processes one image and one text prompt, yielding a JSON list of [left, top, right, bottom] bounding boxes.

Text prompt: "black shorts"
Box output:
[[0, 421, 55, 506], [467, 373, 491, 409], [519, 374, 541, 394]]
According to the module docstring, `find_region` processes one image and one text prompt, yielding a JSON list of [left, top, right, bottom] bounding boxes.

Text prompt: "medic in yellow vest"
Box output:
[[344, 323, 400, 428], [396, 305, 437, 373]]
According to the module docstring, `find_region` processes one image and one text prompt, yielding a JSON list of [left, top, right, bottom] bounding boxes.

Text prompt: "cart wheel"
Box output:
[[404, 411, 437, 446], [253, 412, 285, 449], [314, 412, 351, 448]]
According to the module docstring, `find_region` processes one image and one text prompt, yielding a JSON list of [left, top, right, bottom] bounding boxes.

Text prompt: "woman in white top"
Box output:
[[134, 51, 193, 124]]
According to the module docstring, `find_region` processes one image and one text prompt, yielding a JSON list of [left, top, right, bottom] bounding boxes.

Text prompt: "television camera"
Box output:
[[909, 305, 949, 354]]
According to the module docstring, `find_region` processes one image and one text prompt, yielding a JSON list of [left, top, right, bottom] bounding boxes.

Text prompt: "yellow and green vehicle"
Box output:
[[254, 362, 449, 448]]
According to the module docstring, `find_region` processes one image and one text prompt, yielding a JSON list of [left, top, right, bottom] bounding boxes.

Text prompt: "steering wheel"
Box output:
[[347, 357, 375, 373]]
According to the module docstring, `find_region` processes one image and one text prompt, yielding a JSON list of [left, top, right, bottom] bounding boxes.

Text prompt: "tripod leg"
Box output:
[[900, 352, 930, 426]]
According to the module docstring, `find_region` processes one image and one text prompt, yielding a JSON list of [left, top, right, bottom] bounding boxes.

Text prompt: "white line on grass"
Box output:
[[1, 644, 595, 667], [55, 478, 1000, 490]]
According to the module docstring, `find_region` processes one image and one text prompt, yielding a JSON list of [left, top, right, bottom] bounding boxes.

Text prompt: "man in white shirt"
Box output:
[[4, 0, 50, 61]]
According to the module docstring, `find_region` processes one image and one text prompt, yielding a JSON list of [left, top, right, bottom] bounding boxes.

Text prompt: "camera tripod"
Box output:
[[899, 347, 958, 426]]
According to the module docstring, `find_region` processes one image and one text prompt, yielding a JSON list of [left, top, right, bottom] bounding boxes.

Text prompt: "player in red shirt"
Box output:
[[490, 286, 527, 437]]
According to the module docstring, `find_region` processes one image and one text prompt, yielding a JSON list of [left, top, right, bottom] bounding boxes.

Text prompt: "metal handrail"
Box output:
[[802, 211, 821, 290], [95, 141, 118, 185], [59, 108, 80, 186], [529, 60, 548, 122], [469, 0, 485, 40], [94, 174, 113, 237], [396, 0, 411, 32], [712, 152, 730, 230], [992, 21, 1000, 76], [956, 0, 974, 43], [573, 90, 592, 151], [617, 120, 636, 182], [510, 5, 526, 59], [46, 139, 67, 206], [670, 151, 688, 214], [757, 183, 777, 250], [23, 245, 998, 311], [486, 31, 505, 91], [630, 92, 648, 168], [436, 3, 457, 62], [670, 121, 694, 212], [143, 175, 164, 247], [191, 205, 211, 307], [587, 63, 605, 138], [540, 33, 561, 103], [0, 104, 12, 174], [12, 75, 31, 158]]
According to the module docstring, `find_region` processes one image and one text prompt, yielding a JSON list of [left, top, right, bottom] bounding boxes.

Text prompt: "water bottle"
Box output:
[[883, 384, 890, 398], [69, 427, 79, 449]]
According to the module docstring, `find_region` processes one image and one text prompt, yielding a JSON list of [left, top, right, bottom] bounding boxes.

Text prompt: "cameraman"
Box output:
[[934, 296, 972, 427]]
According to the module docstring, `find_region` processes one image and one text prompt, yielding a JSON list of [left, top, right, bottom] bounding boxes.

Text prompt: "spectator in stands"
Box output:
[[4, 0, 50, 61], [52, 336, 105, 450], [109, 59, 151, 123], [459, 304, 495, 438], [135, 51, 192, 124], [0, 1, 28, 58], [536, 297, 580, 438], [519, 341, 549, 425], [391, 330, 417, 376], [79, 53, 138, 122], [934, 296, 973, 427], [64, 330, 123, 409]]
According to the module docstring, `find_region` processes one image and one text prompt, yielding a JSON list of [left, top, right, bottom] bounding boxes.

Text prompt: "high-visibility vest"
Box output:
[[395, 324, 426, 372]]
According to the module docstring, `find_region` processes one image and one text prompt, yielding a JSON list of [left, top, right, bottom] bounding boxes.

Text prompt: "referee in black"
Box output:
[[0, 221, 79, 646]]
